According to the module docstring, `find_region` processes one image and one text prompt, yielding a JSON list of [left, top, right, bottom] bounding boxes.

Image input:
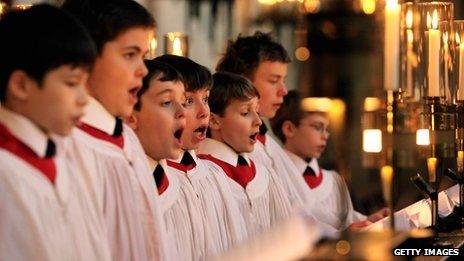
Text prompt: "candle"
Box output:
[[406, 10, 414, 95], [427, 157, 438, 183], [381, 165, 393, 203], [384, 0, 400, 91], [427, 10, 440, 97], [458, 151, 464, 173], [458, 38, 464, 100]]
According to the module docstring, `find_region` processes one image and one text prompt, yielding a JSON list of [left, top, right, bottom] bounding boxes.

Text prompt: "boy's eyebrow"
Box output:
[[122, 45, 142, 52], [156, 88, 173, 95]]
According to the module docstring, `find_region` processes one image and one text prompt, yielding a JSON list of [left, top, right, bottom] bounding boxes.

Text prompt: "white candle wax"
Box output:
[[384, 0, 400, 91]]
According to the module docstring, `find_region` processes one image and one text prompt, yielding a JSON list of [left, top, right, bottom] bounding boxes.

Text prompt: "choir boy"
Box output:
[[62, 0, 166, 259], [272, 90, 388, 228], [0, 5, 110, 260], [128, 59, 211, 260], [156, 55, 248, 254], [198, 72, 293, 236], [216, 32, 371, 231]]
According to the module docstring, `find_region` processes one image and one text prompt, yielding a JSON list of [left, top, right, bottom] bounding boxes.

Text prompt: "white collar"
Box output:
[[146, 156, 169, 172], [308, 157, 320, 174], [172, 149, 199, 164], [80, 97, 117, 136], [285, 149, 320, 175], [198, 138, 250, 166], [0, 107, 50, 158]]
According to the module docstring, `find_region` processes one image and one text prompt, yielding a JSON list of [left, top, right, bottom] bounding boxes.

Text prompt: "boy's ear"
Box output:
[[7, 70, 35, 101], [282, 120, 296, 139], [209, 113, 221, 131], [125, 113, 138, 131]]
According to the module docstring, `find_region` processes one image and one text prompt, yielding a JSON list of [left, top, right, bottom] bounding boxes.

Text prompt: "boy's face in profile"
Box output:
[[130, 78, 185, 161], [181, 88, 210, 150], [286, 113, 330, 159], [210, 97, 262, 153], [88, 27, 152, 118], [11, 65, 89, 136], [251, 61, 288, 119]]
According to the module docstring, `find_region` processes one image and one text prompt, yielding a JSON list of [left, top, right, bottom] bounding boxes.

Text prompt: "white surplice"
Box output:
[[167, 150, 247, 255], [286, 151, 366, 228], [0, 108, 110, 261], [198, 138, 293, 236], [149, 158, 212, 261], [66, 98, 165, 261], [249, 127, 342, 232]]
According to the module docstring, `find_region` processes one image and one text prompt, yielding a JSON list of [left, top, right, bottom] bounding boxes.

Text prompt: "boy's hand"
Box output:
[[348, 220, 372, 231], [367, 207, 390, 223]]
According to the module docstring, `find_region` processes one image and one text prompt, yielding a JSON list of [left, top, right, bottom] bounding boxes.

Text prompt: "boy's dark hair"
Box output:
[[62, 0, 156, 54], [209, 72, 259, 117], [0, 4, 97, 102], [271, 90, 306, 143], [216, 31, 291, 79], [154, 55, 212, 92], [134, 59, 183, 111]]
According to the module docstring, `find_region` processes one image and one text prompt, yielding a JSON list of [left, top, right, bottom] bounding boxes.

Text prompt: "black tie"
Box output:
[[259, 122, 268, 135], [303, 166, 316, 177], [45, 140, 56, 158], [181, 151, 195, 166], [113, 118, 123, 137], [152, 164, 165, 188], [237, 155, 249, 166]]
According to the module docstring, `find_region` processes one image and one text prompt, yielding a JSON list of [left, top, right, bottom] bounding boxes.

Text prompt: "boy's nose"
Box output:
[[278, 83, 288, 97], [175, 102, 186, 119], [137, 60, 149, 78], [197, 103, 209, 119]]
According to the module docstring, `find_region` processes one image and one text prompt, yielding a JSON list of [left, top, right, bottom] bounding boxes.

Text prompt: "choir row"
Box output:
[[0, 1, 388, 260]]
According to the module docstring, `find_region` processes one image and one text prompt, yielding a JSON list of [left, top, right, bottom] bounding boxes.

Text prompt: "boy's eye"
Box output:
[[185, 97, 194, 106], [203, 96, 209, 104], [124, 52, 136, 59], [240, 111, 249, 116], [162, 100, 172, 107], [65, 81, 79, 88]]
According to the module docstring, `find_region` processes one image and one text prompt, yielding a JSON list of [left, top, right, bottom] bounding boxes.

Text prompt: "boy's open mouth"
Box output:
[[194, 126, 207, 135], [174, 128, 184, 140], [249, 132, 259, 142]]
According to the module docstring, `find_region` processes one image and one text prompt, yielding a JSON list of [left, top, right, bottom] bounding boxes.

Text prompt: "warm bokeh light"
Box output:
[[363, 97, 381, 112], [406, 9, 413, 29], [295, 46, 310, 61], [386, 0, 398, 9], [303, 0, 320, 14], [380, 165, 393, 202], [361, 0, 376, 15], [427, 9, 439, 30], [363, 129, 382, 153], [416, 129, 430, 146]]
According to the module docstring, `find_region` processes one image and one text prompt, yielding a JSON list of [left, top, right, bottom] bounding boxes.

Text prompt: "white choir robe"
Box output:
[[149, 158, 213, 260], [249, 127, 343, 232], [65, 98, 166, 261], [0, 108, 110, 261], [166, 150, 247, 254], [286, 151, 366, 228], [198, 138, 293, 236]]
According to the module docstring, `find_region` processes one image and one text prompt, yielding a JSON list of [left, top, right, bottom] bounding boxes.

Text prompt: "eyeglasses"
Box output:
[[299, 122, 330, 136]]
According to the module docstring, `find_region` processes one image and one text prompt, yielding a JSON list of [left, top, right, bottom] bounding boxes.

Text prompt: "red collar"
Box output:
[[198, 154, 256, 188], [0, 123, 56, 183], [78, 123, 124, 149], [303, 169, 323, 189]]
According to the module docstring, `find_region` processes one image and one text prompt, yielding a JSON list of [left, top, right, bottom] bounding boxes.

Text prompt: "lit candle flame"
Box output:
[[427, 10, 439, 30], [427, 157, 437, 183], [386, 0, 398, 9], [406, 10, 413, 29], [416, 129, 430, 146], [457, 33, 461, 45], [172, 37, 183, 56]]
